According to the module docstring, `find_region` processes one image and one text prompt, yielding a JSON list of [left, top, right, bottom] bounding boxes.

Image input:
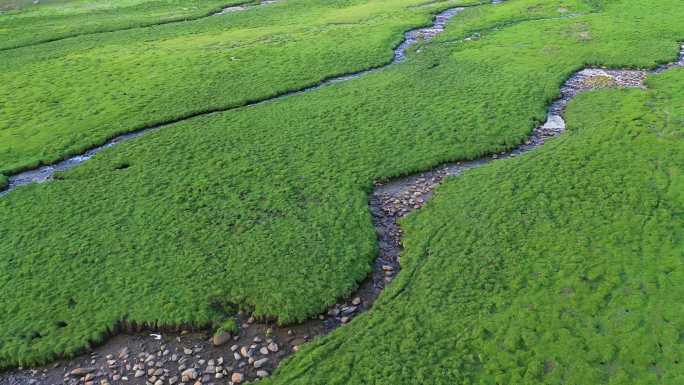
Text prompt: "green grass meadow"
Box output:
[[266, 67, 684, 385], [0, 0, 683, 382], [0, 0, 245, 49], [0, 0, 484, 180]]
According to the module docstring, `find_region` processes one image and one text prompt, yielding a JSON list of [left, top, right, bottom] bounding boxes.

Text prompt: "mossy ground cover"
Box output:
[[0, 0, 244, 50], [266, 68, 684, 385], [0, 0, 483, 181], [0, 0, 682, 379]]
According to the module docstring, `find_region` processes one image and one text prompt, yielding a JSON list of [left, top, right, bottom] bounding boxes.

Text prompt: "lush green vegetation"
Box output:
[[214, 317, 239, 335], [0, 0, 244, 50], [266, 68, 684, 385], [0, 0, 483, 179], [0, 0, 683, 380]]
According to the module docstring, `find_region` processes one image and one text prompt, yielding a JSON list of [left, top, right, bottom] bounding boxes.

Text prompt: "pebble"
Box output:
[[239, 347, 250, 358], [231, 372, 244, 384], [118, 348, 129, 359], [181, 368, 197, 381], [254, 358, 269, 368], [70, 367, 96, 377], [341, 306, 357, 316], [212, 332, 232, 347]]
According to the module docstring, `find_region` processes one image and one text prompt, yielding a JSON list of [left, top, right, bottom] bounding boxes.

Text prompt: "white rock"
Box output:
[[254, 358, 269, 368]]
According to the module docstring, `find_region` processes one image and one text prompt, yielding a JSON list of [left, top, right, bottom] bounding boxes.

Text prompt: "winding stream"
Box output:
[[0, 6, 466, 197], [2, 3, 683, 385], [372, 46, 684, 277]]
